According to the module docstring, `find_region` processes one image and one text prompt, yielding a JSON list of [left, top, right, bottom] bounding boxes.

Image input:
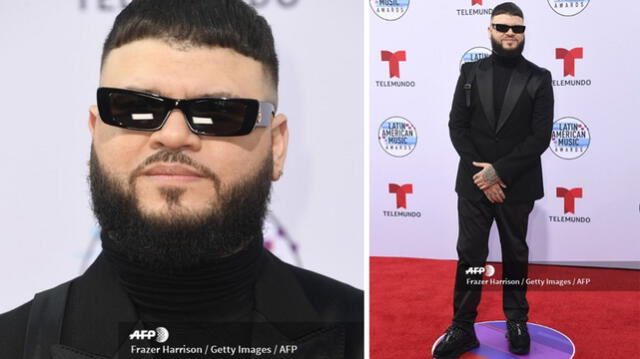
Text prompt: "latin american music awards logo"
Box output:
[[547, 0, 590, 17], [549, 186, 591, 223], [384, 183, 421, 218], [550, 117, 591, 160], [460, 47, 492, 67], [456, 0, 493, 16], [553, 47, 591, 87], [378, 117, 417, 157], [369, 0, 410, 21]]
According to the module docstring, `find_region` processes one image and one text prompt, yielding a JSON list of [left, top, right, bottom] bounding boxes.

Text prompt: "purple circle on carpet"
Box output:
[[432, 321, 575, 358]]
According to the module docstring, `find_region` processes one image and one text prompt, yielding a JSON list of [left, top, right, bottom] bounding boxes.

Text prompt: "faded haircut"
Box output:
[[101, 0, 279, 88], [491, 2, 524, 19]]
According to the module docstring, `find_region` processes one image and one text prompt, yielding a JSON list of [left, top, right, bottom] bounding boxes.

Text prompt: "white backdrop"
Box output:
[[370, 0, 640, 268], [0, 0, 363, 314]]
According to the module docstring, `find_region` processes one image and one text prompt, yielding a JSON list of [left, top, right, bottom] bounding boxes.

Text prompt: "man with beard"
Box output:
[[0, 1, 362, 358], [433, 3, 553, 358]]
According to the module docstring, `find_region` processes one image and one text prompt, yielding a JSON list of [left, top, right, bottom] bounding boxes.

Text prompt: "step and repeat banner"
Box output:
[[0, 0, 363, 313], [370, 0, 640, 268]]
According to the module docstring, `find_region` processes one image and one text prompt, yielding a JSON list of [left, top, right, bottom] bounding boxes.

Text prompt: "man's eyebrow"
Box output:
[[196, 91, 237, 99], [123, 86, 238, 99], [124, 86, 163, 96]]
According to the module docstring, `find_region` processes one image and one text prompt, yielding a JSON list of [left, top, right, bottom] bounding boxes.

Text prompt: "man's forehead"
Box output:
[[122, 85, 239, 100], [100, 39, 277, 102], [491, 14, 524, 25]]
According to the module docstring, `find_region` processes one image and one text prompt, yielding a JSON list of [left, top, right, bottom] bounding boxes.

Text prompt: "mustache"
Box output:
[[128, 150, 219, 186]]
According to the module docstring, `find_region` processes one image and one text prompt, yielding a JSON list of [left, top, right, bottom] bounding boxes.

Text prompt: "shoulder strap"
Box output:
[[463, 60, 481, 107], [23, 281, 71, 359]]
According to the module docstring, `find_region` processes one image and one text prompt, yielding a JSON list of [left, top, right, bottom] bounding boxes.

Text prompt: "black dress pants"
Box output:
[[452, 196, 534, 330]]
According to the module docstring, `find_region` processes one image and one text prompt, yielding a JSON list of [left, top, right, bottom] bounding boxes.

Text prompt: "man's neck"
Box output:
[[492, 52, 523, 68]]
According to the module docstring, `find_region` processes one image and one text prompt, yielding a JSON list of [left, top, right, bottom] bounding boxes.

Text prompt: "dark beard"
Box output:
[[491, 36, 525, 58], [88, 146, 272, 273]]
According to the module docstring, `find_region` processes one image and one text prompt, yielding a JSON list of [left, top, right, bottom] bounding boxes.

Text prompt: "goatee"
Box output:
[[491, 36, 525, 58], [88, 146, 272, 273]]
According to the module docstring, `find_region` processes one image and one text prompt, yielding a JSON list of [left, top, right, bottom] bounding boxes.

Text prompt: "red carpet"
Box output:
[[370, 257, 640, 358]]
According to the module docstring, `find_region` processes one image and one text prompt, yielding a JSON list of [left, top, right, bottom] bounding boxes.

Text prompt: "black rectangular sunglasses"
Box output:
[[97, 87, 275, 137], [491, 23, 526, 34]]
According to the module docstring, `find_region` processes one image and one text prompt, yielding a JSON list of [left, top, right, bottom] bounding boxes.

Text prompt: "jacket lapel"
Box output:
[[50, 345, 110, 359], [495, 59, 531, 133], [251, 253, 346, 359], [250, 319, 345, 359], [51, 321, 154, 359], [53, 253, 143, 358], [476, 59, 497, 131]]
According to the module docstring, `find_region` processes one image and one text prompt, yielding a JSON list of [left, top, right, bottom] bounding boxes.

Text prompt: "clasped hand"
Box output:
[[472, 162, 506, 203]]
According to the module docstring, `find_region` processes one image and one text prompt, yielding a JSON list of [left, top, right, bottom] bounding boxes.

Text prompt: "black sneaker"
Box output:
[[505, 320, 530, 354], [432, 325, 480, 359]]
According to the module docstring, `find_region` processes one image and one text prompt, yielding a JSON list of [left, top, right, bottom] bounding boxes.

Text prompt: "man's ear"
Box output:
[[270, 113, 289, 181], [88, 105, 99, 137]]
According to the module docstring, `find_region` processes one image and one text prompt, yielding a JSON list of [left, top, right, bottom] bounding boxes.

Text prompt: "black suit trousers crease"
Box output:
[[452, 196, 534, 330]]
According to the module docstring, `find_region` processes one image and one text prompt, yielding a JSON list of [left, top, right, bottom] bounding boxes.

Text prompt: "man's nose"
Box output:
[[148, 109, 202, 151]]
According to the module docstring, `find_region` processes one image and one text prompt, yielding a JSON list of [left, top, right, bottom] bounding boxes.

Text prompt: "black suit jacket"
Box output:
[[0, 252, 363, 358], [449, 56, 554, 202]]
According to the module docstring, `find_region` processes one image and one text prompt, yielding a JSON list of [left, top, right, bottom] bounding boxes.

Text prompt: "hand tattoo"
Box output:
[[481, 165, 499, 186]]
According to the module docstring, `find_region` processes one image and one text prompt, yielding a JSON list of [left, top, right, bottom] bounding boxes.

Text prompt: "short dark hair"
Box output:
[[101, 0, 279, 89], [491, 2, 524, 19]]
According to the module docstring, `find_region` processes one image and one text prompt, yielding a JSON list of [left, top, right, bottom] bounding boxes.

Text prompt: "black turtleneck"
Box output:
[[493, 54, 523, 123], [101, 236, 266, 352], [102, 237, 266, 323], [101, 237, 267, 350]]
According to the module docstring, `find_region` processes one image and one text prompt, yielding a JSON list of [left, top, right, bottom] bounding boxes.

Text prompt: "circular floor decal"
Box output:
[[432, 321, 575, 358]]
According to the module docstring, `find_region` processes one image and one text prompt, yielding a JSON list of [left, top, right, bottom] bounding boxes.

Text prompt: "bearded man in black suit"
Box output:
[[433, 2, 554, 358]]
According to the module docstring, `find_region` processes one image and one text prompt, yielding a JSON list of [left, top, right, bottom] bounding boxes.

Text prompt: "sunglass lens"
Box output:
[[106, 92, 167, 130], [495, 24, 509, 33], [512, 25, 525, 34], [187, 99, 257, 136]]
